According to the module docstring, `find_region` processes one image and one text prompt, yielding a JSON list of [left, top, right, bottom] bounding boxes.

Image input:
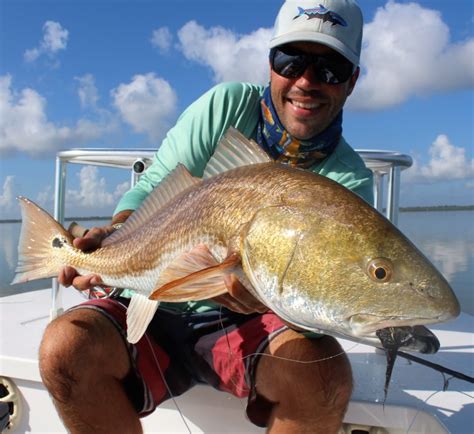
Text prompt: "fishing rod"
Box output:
[[396, 350, 474, 386]]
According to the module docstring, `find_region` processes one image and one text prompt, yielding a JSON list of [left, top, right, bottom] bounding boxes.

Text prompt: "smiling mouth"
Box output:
[[290, 99, 321, 110]]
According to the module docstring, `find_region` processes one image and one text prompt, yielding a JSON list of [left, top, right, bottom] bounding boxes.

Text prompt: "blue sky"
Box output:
[[0, 0, 473, 219]]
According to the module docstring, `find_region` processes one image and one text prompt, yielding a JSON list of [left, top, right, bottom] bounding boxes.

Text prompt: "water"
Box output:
[[1, 212, 473, 314]]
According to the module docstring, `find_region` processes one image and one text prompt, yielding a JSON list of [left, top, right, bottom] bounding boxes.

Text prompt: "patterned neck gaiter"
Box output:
[[256, 86, 342, 168]]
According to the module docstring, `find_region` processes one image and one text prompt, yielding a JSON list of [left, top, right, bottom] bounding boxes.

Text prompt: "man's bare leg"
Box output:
[[255, 331, 352, 434], [39, 308, 142, 434]]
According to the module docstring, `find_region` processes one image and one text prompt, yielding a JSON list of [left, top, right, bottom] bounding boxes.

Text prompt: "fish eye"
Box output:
[[367, 258, 393, 283]]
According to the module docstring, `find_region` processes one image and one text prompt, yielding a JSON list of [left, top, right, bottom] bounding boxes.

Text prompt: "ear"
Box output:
[[347, 66, 360, 96]]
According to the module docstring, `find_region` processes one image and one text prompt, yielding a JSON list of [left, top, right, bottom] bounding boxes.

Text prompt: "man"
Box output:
[[39, 1, 373, 433]]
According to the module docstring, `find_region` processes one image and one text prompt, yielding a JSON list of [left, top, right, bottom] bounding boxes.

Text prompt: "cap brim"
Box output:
[[269, 32, 359, 65]]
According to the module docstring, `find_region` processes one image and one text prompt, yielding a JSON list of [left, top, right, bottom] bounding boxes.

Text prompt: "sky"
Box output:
[[0, 0, 473, 219]]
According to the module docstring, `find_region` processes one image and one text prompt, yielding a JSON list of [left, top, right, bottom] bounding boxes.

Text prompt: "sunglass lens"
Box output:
[[272, 49, 307, 78], [313, 57, 353, 84]]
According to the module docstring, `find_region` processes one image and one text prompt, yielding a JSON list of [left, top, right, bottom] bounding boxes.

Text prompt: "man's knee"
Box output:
[[256, 332, 352, 414], [39, 308, 129, 402]]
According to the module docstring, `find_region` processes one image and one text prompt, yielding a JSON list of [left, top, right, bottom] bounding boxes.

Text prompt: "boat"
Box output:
[[0, 147, 472, 433]]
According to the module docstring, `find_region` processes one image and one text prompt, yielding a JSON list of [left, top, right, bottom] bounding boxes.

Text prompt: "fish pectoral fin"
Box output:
[[155, 244, 220, 287], [149, 252, 241, 302], [126, 293, 160, 344]]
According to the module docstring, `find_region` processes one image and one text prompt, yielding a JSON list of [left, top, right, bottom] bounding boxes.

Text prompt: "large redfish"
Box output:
[[12, 128, 460, 351]]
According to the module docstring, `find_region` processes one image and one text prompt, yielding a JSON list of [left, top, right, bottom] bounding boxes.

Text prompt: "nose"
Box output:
[[295, 65, 324, 90]]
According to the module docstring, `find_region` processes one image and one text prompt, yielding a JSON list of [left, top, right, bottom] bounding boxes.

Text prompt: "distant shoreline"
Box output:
[[0, 216, 112, 224], [1, 205, 473, 223], [399, 205, 474, 212]]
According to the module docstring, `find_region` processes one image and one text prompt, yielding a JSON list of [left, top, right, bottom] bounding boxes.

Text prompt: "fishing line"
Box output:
[[144, 334, 193, 434], [217, 305, 359, 398], [218, 305, 251, 397], [406, 389, 444, 433], [406, 375, 474, 433], [219, 307, 359, 365], [239, 347, 356, 364], [406, 388, 473, 433]]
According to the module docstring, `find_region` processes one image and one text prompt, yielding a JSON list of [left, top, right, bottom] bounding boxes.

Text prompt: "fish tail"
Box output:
[[11, 197, 73, 284]]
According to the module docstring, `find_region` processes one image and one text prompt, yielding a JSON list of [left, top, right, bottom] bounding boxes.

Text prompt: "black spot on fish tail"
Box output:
[[52, 237, 64, 248]]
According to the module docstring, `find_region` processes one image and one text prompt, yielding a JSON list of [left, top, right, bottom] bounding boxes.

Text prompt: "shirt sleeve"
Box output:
[[114, 82, 263, 215], [332, 169, 374, 205], [313, 137, 374, 206]]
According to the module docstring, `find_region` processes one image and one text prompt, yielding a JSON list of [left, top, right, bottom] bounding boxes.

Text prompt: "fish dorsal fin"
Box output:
[[126, 293, 160, 344], [149, 251, 241, 302], [103, 164, 201, 247], [203, 127, 272, 179]]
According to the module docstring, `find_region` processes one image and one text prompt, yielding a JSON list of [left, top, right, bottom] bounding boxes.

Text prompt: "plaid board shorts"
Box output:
[[69, 297, 289, 426]]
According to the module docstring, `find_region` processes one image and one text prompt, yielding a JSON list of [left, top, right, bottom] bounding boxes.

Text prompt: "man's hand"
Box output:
[[58, 225, 116, 291], [59, 210, 133, 291], [212, 274, 268, 314]]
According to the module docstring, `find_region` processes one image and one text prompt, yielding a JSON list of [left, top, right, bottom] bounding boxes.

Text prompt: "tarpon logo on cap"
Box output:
[[294, 4, 348, 27]]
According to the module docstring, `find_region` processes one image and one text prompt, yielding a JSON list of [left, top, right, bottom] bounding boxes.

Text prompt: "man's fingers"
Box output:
[[71, 274, 103, 291], [60, 223, 113, 291], [222, 275, 269, 314], [212, 294, 256, 314], [58, 266, 103, 291], [58, 266, 77, 286], [72, 226, 113, 252], [73, 235, 101, 252]]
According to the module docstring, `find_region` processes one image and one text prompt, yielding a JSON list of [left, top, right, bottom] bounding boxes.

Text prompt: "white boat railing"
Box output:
[[49, 147, 412, 319]]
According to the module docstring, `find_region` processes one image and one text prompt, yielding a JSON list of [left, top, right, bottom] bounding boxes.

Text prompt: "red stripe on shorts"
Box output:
[[211, 313, 286, 398]]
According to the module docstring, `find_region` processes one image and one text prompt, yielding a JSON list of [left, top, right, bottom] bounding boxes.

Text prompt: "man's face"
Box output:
[[270, 42, 359, 140]]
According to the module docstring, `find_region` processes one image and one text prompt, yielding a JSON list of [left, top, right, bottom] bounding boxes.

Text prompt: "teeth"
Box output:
[[291, 100, 320, 110]]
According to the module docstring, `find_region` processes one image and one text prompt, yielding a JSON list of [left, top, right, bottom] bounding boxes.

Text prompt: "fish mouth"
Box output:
[[346, 314, 441, 353], [348, 313, 446, 338]]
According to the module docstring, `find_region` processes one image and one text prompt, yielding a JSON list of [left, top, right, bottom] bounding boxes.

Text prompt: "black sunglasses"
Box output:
[[270, 45, 355, 85]]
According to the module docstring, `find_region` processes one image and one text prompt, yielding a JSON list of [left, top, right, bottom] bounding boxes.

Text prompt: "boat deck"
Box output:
[[1, 287, 472, 433]]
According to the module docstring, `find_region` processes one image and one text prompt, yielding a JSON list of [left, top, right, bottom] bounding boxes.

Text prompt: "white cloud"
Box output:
[[0, 176, 15, 209], [404, 134, 474, 184], [177, 21, 272, 84], [67, 166, 129, 209], [75, 74, 99, 110], [350, 1, 474, 110], [111, 73, 177, 142], [0, 75, 117, 155], [24, 21, 69, 63], [36, 184, 53, 209], [151, 27, 173, 53]]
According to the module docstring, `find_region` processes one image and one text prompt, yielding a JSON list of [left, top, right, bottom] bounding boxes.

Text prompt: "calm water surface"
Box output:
[[1, 212, 473, 314]]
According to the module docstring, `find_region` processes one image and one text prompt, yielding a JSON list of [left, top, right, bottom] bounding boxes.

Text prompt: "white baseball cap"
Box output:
[[270, 0, 363, 65]]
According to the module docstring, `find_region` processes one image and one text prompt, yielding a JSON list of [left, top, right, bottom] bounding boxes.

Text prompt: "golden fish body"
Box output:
[[13, 130, 460, 345]]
